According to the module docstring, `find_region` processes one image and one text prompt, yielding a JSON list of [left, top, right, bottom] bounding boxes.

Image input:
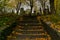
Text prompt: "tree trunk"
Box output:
[[50, 0, 55, 14], [16, 2, 21, 14], [30, 0, 33, 15]]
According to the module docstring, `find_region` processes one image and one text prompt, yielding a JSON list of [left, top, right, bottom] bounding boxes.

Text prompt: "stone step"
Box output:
[[15, 35, 48, 38], [18, 21, 39, 23], [19, 23, 41, 25], [14, 31, 46, 34], [12, 34, 48, 38], [14, 29, 45, 32], [19, 20, 39, 22], [17, 26, 43, 29], [7, 33, 50, 40], [18, 25, 43, 28], [18, 24, 42, 26], [7, 36, 50, 40], [18, 23, 41, 26], [18, 24, 41, 26], [15, 29, 43, 32], [17, 28, 43, 30], [7, 36, 51, 40], [17, 26, 43, 28], [14, 32, 47, 35]]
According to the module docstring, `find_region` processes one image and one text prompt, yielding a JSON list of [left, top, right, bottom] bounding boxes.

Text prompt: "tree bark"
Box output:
[[30, 0, 33, 15], [16, 2, 21, 14], [50, 0, 55, 14]]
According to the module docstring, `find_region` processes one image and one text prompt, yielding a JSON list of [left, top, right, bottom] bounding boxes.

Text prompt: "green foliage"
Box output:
[[0, 0, 9, 12], [0, 14, 18, 27], [50, 14, 60, 23]]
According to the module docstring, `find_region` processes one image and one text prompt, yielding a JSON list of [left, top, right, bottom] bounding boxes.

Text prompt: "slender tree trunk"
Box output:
[[39, 0, 44, 15], [50, 0, 55, 14], [16, 2, 21, 14], [30, 0, 33, 15]]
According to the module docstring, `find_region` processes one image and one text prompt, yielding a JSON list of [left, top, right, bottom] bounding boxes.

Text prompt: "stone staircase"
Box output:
[[7, 16, 51, 40]]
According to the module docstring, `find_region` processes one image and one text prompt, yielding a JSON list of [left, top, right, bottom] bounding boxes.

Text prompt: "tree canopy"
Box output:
[[0, 0, 53, 15]]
